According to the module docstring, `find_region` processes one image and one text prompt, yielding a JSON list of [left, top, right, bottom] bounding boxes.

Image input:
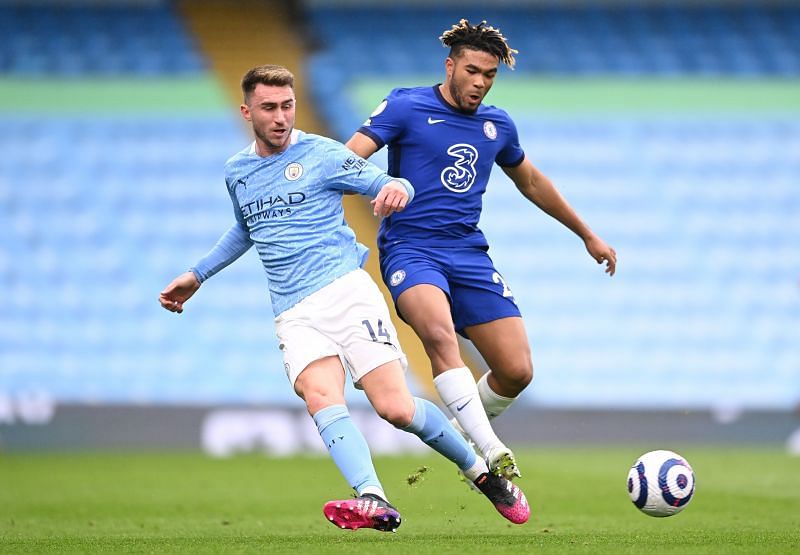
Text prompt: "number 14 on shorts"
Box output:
[[362, 319, 391, 343]]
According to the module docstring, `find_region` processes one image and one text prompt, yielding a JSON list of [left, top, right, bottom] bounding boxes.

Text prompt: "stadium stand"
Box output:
[[305, 2, 800, 409], [0, 1, 797, 410], [0, 4, 205, 75], [307, 3, 800, 140], [0, 2, 293, 405]]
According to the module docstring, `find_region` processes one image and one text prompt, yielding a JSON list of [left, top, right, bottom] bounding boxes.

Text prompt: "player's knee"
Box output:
[[374, 400, 415, 429], [418, 323, 459, 357], [296, 386, 339, 416], [496, 360, 534, 393]]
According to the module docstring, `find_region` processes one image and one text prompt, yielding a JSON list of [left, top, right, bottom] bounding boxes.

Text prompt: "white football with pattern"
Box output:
[[627, 449, 695, 517]]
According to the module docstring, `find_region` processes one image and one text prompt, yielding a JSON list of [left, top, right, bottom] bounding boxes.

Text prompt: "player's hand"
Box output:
[[371, 181, 409, 217], [585, 234, 617, 276], [159, 271, 201, 313]]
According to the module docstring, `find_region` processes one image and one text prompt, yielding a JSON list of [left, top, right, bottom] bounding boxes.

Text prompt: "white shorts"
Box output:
[[275, 269, 406, 388]]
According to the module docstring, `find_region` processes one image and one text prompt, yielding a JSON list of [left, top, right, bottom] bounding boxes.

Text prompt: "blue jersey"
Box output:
[[192, 130, 413, 316], [357, 85, 525, 250]]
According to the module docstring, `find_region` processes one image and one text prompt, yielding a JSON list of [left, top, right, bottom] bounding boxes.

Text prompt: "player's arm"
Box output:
[[159, 187, 253, 313], [371, 178, 412, 218], [328, 139, 413, 217], [502, 156, 617, 276], [345, 132, 380, 159], [159, 271, 200, 314], [345, 134, 408, 216], [159, 220, 252, 313]]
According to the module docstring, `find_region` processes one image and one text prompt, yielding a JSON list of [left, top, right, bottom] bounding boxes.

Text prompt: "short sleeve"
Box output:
[[495, 112, 525, 168], [355, 88, 410, 150]]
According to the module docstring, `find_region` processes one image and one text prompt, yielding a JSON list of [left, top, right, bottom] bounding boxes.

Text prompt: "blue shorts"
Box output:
[[379, 245, 522, 336]]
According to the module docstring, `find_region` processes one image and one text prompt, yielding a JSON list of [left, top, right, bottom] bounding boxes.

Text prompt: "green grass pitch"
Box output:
[[1, 447, 798, 553]]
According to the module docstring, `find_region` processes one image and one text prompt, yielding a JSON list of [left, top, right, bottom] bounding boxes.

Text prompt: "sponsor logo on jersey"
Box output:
[[427, 116, 446, 125], [483, 121, 497, 140], [285, 162, 303, 181], [390, 269, 406, 287], [241, 192, 306, 222], [440, 143, 479, 193], [341, 155, 368, 175]]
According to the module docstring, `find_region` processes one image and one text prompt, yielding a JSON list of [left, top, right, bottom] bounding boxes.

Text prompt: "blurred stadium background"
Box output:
[[0, 0, 798, 455]]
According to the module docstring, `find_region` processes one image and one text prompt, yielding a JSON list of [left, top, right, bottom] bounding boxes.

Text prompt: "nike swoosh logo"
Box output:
[[427, 117, 446, 125], [456, 399, 472, 412]]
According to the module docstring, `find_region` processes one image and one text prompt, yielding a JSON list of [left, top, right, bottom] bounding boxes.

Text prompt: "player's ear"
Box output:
[[444, 56, 454, 78], [240, 103, 251, 121]]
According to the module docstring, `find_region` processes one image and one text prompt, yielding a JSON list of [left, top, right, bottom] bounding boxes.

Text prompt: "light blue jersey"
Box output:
[[191, 129, 413, 316]]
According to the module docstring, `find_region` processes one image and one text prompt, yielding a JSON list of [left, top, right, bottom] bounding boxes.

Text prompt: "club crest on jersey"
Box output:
[[390, 269, 406, 287], [483, 121, 497, 140], [440, 143, 479, 193], [284, 162, 303, 181]]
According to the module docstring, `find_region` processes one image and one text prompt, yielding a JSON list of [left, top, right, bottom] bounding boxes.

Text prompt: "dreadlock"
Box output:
[[439, 19, 518, 69]]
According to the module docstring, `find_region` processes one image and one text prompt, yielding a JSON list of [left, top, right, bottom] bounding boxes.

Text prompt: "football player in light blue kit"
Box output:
[[159, 65, 530, 531], [347, 21, 617, 481]]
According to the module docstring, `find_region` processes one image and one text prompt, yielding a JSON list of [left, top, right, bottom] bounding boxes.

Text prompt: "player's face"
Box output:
[[240, 84, 296, 155], [444, 48, 499, 113]]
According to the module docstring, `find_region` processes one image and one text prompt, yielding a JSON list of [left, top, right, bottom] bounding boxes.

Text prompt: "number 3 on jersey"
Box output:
[[362, 319, 392, 343]]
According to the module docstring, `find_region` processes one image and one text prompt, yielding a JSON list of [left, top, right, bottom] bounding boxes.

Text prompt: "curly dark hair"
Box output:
[[439, 19, 518, 69]]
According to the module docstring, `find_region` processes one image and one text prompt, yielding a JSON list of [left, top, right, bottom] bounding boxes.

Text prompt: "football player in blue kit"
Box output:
[[346, 20, 617, 481], [159, 65, 530, 531]]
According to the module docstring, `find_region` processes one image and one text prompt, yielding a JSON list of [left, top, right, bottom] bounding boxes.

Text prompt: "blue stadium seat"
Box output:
[[0, 115, 293, 405], [478, 116, 800, 408], [308, 4, 800, 79], [0, 5, 205, 76]]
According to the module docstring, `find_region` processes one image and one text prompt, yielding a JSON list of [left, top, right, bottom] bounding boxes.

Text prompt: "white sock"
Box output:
[[433, 367, 503, 457], [477, 372, 516, 420], [360, 485, 388, 501], [461, 455, 489, 482]]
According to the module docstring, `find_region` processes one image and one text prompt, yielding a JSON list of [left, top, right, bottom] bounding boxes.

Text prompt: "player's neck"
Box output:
[[437, 83, 458, 109], [254, 138, 290, 158]]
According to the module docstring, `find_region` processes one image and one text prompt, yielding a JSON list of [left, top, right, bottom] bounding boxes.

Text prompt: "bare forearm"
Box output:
[[523, 176, 592, 241], [505, 158, 616, 275]]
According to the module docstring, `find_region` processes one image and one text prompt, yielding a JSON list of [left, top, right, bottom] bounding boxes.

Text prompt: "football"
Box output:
[[627, 450, 695, 517]]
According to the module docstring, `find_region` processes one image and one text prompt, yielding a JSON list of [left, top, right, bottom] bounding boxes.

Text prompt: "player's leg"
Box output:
[[446, 250, 531, 478], [464, 316, 533, 414], [383, 251, 516, 476], [293, 356, 402, 532], [342, 268, 529, 524], [358, 360, 484, 479], [334, 268, 490, 474], [357, 359, 530, 525], [452, 250, 533, 420], [278, 291, 400, 532], [293, 355, 387, 501], [396, 284, 509, 462]]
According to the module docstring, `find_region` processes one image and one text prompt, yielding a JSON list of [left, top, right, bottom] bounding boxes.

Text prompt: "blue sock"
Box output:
[[403, 397, 477, 471], [313, 404, 383, 496]]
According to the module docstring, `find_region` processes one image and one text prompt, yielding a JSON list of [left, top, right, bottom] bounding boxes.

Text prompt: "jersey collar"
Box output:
[[248, 129, 303, 156]]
